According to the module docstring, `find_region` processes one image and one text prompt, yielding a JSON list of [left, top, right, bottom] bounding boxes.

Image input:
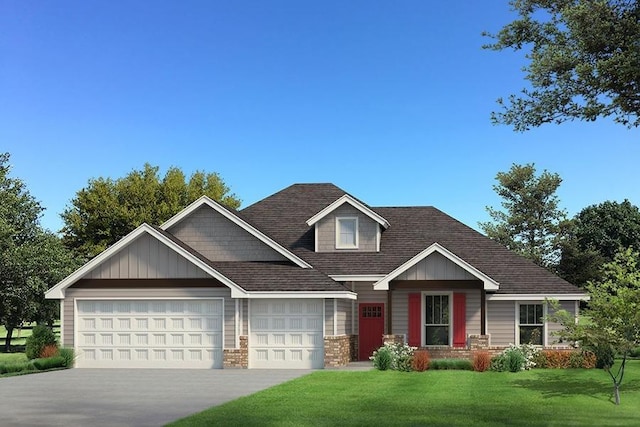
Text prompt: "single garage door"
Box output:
[[76, 299, 223, 368], [249, 299, 324, 369]]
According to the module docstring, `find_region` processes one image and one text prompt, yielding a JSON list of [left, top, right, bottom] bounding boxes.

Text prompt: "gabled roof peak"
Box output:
[[306, 194, 390, 229]]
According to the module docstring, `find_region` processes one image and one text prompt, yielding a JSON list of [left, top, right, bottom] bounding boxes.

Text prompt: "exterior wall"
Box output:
[[168, 205, 287, 262], [395, 252, 477, 281], [353, 282, 387, 335], [316, 204, 378, 252], [391, 287, 482, 340], [324, 299, 334, 335], [87, 234, 209, 279], [63, 286, 233, 348], [337, 298, 351, 335], [547, 301, 576, 346]]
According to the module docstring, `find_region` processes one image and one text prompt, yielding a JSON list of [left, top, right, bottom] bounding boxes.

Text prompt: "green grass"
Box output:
[[169, 361, 640, 427], [0, 353, 27, 364]]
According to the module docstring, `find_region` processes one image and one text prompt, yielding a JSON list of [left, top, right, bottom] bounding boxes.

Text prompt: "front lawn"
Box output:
[[0, 353, 27, 364], [169, 361, 640, 426]]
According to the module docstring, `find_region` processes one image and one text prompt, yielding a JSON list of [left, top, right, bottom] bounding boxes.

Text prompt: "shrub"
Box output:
[[40, 344, 59, 359], [59, 347, 75, 368], [544, 350, 572, 368], [25, 325, 58, 360], [430, 358, 473, 370], [370, 342, 416, 372], [490, 344, 539, 372], [32, 356, 65, 371], [2, 362, 34, 374], [507, 351, 525, 372], [532, 350, 547, 368], [593, 344, 615, 369], [412, 350, 430, 372], [629, 347, 640, 358], [581, 351, 597, 369], [372, 347, 393, 370], [490, 354, 508, 372], [472, 351, 491, 372]]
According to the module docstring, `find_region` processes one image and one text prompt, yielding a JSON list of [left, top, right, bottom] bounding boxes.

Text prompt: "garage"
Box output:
[[249, 299, 324, 369], [75, 299, 223, 369]]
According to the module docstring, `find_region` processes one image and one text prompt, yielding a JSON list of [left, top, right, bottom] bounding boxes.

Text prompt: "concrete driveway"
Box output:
[[0, 369, 312, 427]]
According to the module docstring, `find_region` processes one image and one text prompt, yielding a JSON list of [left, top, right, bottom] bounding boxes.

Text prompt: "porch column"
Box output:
[[480, 289, 486, 335]]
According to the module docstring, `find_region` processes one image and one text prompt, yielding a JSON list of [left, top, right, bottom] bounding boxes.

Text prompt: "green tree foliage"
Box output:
[[484, 0, 640, 130], [551, 248, 640, 405], [61, 163, 241, 259], [0, 153, 78, 351], [558, 200, 640, 286], [479, 163, 568, 268]]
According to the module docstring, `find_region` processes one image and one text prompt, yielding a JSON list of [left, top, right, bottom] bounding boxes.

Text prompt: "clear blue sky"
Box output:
[[2, 1, 638, 233]]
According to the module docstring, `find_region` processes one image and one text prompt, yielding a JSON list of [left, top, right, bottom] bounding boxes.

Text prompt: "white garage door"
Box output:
[[249, 299, 324, 369], [76, 299, 223, 369]]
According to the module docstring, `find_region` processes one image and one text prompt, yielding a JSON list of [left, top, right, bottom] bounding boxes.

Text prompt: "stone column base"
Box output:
[[223, 335, 248, 368]]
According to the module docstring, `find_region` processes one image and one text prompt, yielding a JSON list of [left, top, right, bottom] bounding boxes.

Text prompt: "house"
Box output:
[[45, 183, 587, 369]]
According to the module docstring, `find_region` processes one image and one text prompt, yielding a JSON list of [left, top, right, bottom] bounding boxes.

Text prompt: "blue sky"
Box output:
[[2, 1, 638, 233]]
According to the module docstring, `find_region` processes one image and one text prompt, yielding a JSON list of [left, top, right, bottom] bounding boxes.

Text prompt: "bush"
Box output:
[[430, 358, 473, 370], [59, 347, 75, 368], [537, 350, 596, 369], [32, 356, 65, 371], [40, 344, 59, 359], [1, 361, 35, 374], [581, 351, 597, 369], [370, 342, 416, 372], [472, 351, 491, 372], [412, 350, 430, 372], [372, 347, 393, 371], [490, 344, 539, 372], [532, 350, 547, 368], [25, 325, 58, 360], [593, 344, 615, 369], [629, 347, 640, 358], [507, 351, 525, 372]]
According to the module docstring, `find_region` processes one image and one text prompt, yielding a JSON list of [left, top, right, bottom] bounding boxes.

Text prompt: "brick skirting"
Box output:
[[223, 335, 248, 368], [324, 335, 353, 368]]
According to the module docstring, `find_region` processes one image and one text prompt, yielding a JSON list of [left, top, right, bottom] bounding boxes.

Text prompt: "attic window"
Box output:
[[336, 217, 358, 249]]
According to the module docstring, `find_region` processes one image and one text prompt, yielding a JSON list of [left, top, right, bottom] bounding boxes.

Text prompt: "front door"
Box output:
[[358, 303, 384, 361]]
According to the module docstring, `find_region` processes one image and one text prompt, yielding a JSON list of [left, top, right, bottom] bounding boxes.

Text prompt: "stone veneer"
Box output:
[[383, 333, 505, 359], [324, 335, 353, 368], [223, 336, 248, 368]]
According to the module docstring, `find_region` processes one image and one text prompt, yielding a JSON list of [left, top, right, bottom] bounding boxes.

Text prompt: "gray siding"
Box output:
[[168, 206, 287, 262], [87, 234, 209, 279], [396, 252, 477, 281], [324, 299, 334, 335], [487, 300, 515, 346], [63, 287, 234, 348], [391, 288, 482, 339], [337, 299, 352, 335], [316, 204, 378, 252], [353, 282, 387, 335], [547, 301, 576, 346]]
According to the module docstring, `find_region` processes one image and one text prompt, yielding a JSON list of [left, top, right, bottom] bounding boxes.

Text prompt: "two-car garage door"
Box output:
[[75, 299, 223, 368]]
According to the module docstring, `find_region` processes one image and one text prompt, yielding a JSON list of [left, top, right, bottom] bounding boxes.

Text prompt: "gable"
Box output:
[[167, 205, 288, 262], [316, 204, 379, 252], [395, 251, 478, 281], [86, 233, 210, 279]]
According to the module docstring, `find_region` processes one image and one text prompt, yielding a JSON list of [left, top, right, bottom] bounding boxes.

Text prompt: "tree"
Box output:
[[479, 163, 568, 268], [484, 0, 640, 130], [61, 163, 241, 259], [558, 200, 640, 286], [552, 247, 640, 405], [0, 153, 78, 351]]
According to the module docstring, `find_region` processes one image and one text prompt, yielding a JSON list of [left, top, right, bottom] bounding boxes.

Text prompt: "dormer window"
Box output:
[[336, 217, 358, 249]]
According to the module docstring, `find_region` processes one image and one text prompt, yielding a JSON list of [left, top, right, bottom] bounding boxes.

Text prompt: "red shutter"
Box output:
[[453, 293, 466, 348], [408, 293, 421, 347]]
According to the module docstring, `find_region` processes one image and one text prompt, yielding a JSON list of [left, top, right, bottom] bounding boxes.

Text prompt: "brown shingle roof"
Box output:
[[241, 184, 582, 295]]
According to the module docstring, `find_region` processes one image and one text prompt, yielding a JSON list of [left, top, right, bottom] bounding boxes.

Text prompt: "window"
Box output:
[[336, 217, 358, 249], [519, 304, 543, 345], [425, 295, 450, 345]]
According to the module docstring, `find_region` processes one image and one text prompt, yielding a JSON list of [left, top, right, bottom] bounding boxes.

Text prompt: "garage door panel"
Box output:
[[76, 299, 223, 369]]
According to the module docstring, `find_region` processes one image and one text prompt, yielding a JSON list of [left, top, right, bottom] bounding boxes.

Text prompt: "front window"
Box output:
[[519, 304, 543, 345], [425, 295, 449, 345], [336, 217, 358, 249]]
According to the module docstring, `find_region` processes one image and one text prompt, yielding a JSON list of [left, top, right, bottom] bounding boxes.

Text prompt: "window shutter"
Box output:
[[408, 293, 421, 347], [453, 293, 466, 348]]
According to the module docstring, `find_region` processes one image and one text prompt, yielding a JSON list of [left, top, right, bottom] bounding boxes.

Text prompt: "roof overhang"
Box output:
[[243, 291, 357, 300], [45, 224, 249, 300], [329, 274, 386, 282], [306, 194, 390, 229], [373, 242, 500, 291], [486, 293, 590, 301], [161, 196, 312, 269]]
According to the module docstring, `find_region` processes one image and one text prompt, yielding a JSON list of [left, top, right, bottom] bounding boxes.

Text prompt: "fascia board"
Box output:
[[160, 196, 312, 269], [306, 194, 390, 229], [373, 242, 500, 291], [244, 291, 358, 300], [329, 274, 386, 282], [486, 293, 590, 301]]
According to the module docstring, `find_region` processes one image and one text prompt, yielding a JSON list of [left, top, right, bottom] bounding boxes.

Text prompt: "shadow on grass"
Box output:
[[512, 370, 640, 404]]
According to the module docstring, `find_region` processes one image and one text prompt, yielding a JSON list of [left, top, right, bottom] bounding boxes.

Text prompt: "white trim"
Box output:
[[244, 291, 357, 300], [314, 224, 319, 252], [59, 300, 64, 346], [247, 299, 252, 368], [235, 299, 240, 349], [333, 299, 338, 336], [329, 274, 386, 282], [45, 224, 249, 300], [376, 227, 381, 252], [487, 293, 589, 301], [515, 301, 546, 346], [421, 291, 453, 347], [161, 196, 312, 269], [306, 194, 390, 229], [335, 216, 359, 249], [322, 299, 326, 339], [373, 242, 500, 291]]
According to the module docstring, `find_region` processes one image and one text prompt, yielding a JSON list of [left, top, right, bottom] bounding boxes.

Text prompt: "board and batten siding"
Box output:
[[168, 205, 287, 262], [316, 204, 378, 252], [395, 252, 478, 281], [63, 287, 234, 348], [391, 288, 482, 338], [87, 234, 209, 279]]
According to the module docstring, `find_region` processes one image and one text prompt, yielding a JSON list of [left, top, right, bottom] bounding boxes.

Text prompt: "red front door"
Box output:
[[359, 303, 384, 361]]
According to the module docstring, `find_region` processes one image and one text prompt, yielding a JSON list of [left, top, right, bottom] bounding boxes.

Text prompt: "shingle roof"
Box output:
[[241, 184, 582, 295]]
